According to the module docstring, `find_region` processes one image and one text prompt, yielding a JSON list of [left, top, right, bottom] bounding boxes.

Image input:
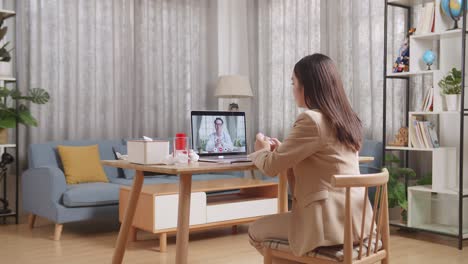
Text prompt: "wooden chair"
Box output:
[[263, 169, 390, 264]]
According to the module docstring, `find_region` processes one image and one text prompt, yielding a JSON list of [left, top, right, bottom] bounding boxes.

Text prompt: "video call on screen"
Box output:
[[192, 115, 246, 154]]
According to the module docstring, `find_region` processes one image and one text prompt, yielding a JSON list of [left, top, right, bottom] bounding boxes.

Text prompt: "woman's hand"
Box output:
[[254, 133, 271, 151], [270, 138, 281, 151]]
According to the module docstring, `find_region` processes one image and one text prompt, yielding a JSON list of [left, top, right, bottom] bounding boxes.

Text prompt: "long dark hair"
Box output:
[[294, 53, 362, 152]]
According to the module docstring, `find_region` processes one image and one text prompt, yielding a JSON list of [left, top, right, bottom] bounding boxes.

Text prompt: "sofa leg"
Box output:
[[159, 233, 167, 253], [53, 224, 63, 241], [28, 214, 36, 229]]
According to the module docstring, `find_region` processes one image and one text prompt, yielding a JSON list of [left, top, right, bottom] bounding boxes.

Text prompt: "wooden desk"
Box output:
[[103, 156, 374, 264]]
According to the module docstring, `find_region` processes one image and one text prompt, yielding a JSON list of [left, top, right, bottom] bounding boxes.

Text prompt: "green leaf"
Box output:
[[0, 26, 7, 42], [28, 88, 50, 104], [397, 167, 416, 178], [385, 153, 400, 164], [10, 89, 28, 100], [18, 106, 38, 126], [0, 41, 11, 62], [417, 173, 432, 185], [439, 68, 463, 95], [0, 86, 10, 98], [0, 115, 15, 128], [399, 200, 408, 210]]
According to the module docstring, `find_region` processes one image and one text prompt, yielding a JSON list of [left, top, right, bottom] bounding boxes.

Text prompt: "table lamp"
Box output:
[[215, 75, 253, 111]]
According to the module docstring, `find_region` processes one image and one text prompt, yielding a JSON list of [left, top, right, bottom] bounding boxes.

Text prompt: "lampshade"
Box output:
[[215, 75, 253, 98]]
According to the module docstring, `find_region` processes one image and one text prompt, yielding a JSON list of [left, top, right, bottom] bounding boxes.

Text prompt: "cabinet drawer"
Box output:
[[155, 192, 207, 230], [206, 194, 277, 223]]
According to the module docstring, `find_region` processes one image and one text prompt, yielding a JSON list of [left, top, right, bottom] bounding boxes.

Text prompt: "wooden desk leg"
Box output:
[[128, 226, 137, 243], [112, 170, 144, 264], [278, 171, 288, 213], [175, 173, 192, 264]]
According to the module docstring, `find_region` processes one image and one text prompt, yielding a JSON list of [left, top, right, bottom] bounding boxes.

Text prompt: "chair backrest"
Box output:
[[331, 168, 390, 264]]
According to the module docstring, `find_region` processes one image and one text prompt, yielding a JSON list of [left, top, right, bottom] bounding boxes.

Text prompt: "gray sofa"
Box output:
[[22, 139, 243, 240]]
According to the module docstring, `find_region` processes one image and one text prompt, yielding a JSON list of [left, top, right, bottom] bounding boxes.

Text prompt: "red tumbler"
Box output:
[[175, 133, 187, 151]]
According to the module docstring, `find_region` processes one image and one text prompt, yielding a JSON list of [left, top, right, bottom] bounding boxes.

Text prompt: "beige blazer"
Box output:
[[249, 109, 374, 256]]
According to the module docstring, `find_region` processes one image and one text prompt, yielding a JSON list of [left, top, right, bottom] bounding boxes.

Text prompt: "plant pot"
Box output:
[[389, 206, 401, 221], [0, 61, 12, 77], [444, 94, 460, 111], [0, 128, 8, 144]]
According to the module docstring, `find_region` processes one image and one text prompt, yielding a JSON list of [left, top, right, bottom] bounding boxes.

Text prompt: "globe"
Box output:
[[422, 50, 436, 70], [441, 0, 466, 29]]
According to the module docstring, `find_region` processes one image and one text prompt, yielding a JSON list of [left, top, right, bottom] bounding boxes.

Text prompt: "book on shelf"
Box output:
[[427, 121, 440, 147], [416, 2, 435, 35], [422, 87, 434, 112], [418, 122, 430, 148], [410, 116, 423, 148], [410, 117, 439, 149]]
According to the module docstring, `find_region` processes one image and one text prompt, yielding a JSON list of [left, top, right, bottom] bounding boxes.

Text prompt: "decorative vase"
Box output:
[[0, 128, 8, 144], [445, 94, 460, 111], [0, 61, 12, 77]]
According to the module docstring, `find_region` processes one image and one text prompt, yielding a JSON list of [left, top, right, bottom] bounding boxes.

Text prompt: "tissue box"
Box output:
[[127, 140, 169, 165]]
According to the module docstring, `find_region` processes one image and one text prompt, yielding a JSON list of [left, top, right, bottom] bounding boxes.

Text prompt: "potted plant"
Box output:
[[0, 87, 50, 143], [0, 16, 12, 77], [385, 154, 416, 223], [438, 68, 462, 111]]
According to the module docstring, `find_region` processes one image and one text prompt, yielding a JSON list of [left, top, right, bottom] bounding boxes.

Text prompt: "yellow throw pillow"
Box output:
[[57, 145, 109, 184]]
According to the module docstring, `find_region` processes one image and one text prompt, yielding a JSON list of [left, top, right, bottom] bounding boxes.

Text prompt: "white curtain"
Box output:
[[253, 0, 427, 143], [216, 0, 258, 149], [14, 0, 427, 158], [16, 0, 217, 151], [322, 0, 405, 141], [255, 0, 322, 140]]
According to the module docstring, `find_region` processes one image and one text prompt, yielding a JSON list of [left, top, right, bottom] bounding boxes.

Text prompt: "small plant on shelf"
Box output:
[[385, 153, 416, 223], [439, 68, 462, 95], [438, 68, 462, 111], [0, 15, 13, 76]]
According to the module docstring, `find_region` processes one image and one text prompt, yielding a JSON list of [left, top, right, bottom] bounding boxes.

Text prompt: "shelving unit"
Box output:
[[384, 0, 468, 249], [0, 6, 18, 224], [386, 69, 437, 78]]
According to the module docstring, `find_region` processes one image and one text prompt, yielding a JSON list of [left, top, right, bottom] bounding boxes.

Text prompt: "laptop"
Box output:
[[191, 111, 251, 163]]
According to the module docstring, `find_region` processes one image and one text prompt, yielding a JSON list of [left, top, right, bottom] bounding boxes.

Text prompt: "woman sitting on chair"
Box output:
[[248, 53, 374, 261]]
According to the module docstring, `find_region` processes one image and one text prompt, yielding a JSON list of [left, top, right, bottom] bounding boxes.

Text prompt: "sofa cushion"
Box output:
[[63, 182, 120, 207], [58, 145, 109, 184]]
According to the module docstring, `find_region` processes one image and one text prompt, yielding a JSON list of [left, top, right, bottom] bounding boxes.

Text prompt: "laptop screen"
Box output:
[[191, 111, 247, 156]]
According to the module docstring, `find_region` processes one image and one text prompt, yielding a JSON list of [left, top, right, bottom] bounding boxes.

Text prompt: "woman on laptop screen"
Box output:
[[248, 53, 373, 260], [205, 117, 234, 152]]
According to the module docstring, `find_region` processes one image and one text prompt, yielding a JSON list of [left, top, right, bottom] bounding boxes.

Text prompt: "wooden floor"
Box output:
[[1, 217, 468, 264]]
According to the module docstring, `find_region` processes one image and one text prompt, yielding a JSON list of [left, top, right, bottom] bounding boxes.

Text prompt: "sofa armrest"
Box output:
[[22, 166, 67, 220]]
